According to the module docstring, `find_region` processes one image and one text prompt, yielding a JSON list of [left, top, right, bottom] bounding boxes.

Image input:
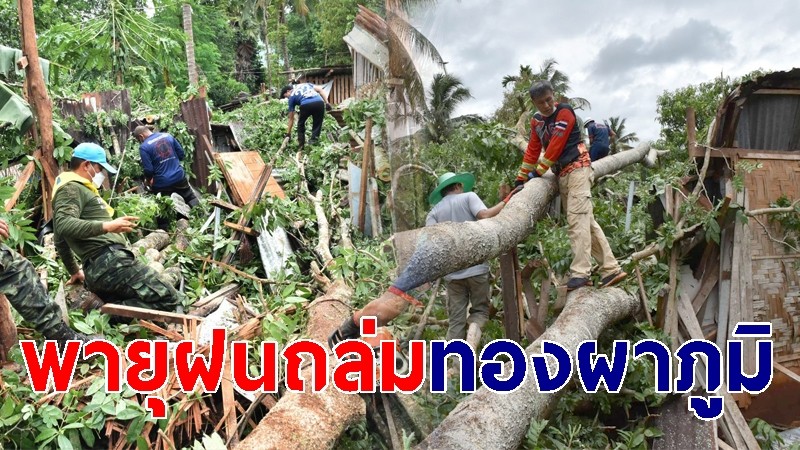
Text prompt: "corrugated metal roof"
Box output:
[[711, 68, 800, 149], [344, 24, 389, 69], [734, 94, 800, 151]]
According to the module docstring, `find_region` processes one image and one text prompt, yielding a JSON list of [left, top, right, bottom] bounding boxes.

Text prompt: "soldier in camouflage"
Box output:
[[52, 143, 179, 312], [0, 219, 92, 343]]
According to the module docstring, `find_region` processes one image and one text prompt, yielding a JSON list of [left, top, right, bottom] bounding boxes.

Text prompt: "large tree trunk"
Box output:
[[393, 142, 658, 291], [239, 143, 658, 448], [417, 288, 640, 449], [235, 280, 364, 450]]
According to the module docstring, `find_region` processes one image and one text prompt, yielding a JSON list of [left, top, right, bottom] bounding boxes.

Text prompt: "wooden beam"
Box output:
[[774, 361, 800, 385], [499, 249, 522, 342], [209, 198, 240, 212], [4, 161, 35, 211], [677, 292, 761, 450], [358, 118, 373, 233], [223, 221, 260, 237], [100, 304, 204, 324]]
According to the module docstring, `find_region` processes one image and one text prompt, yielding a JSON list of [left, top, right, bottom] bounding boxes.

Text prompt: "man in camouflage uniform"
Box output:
[[52, 143, 179, 311], [0, 219, 92, 343]]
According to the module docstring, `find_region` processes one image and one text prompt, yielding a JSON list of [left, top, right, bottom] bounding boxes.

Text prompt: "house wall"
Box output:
[[742, 155, 800, 366], [353, 53, 383, 91], [301, 74, 354, 106]]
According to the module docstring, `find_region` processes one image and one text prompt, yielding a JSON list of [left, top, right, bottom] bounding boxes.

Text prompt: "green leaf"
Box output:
[[116, 407, 142, 421], [57, 433, 74, 450], [0, 398, 14, 418], [283, 296, 308, 304], [35, 428, 58, 443], [62, 422, 84, 430]]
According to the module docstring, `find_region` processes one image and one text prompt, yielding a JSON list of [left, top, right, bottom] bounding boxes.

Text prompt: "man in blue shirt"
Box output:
[[134, 126, 199, 211], [584, 117, 616, 162], [281, 83, 331, 148]]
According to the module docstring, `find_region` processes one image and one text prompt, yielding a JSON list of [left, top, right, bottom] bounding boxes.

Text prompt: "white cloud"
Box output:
[[413, 0, 800, 141]]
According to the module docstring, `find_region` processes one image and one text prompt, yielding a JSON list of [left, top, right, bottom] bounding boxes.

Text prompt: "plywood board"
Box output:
[[214, 151, 285, 206]]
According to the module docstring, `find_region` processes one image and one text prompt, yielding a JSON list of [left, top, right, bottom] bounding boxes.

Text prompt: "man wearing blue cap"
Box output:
[[52, 143, 179, 312]]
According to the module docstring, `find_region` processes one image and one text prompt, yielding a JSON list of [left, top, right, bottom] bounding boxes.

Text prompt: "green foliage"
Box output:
[[39, 0, 185, 85], [423, 72, 472, 144], [342, 98, 387, 131], [749, 418, 786, 450]]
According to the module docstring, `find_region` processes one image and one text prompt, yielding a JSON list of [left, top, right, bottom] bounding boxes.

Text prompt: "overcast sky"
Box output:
[[412, 0, 800, 141]]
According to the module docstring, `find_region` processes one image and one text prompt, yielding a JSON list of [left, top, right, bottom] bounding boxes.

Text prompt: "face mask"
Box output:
[[89, 164, 106, 188]]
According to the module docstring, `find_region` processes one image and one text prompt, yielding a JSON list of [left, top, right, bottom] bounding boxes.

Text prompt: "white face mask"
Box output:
[[89, 164, 106, 188]]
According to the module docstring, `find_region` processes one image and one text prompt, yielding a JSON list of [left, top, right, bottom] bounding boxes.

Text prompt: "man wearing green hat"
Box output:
[[328, 172, 521, 347], [426, 172, 508, 341], [52, 143, 179, 312]]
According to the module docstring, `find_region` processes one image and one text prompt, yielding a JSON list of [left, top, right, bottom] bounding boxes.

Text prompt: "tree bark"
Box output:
[[18, 0, 59, 221], [417, 288, 640, 450], [182, 4, 199, 88], [131, 230, 171, 253], [393, 142, 657, 291], [235, 280, 365, 450]]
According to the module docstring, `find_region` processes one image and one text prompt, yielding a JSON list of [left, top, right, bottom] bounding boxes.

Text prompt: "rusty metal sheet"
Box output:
[[180, 97, 212, 188], [56, 89, 131, 147]]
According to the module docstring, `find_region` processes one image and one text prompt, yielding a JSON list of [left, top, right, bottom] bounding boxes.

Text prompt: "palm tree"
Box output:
[[424, 73, 472, 143], [497, 59, 590, 128], [607, 116, 638, 153]]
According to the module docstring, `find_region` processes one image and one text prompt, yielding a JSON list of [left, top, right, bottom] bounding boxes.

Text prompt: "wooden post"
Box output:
[[358, 118, 373, 233], [686, 107, 697, 154], [499, 249, 522, 342], [18, 0, 59, 221]]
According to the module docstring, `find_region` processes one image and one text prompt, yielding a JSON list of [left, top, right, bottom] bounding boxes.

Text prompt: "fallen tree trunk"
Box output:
[[235, 280, 363, 450], [417, 287, 640, 450], [395, 142, 657, 291], [131, 230, 170, 253], [236, 170, 366, 449]]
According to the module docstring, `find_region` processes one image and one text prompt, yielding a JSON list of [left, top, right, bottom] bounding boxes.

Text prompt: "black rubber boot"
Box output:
[[328, 316, 360, 348]]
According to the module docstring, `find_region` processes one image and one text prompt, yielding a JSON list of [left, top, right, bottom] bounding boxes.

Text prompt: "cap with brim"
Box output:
[[428, 172, 475, 205], [72, 142, 117, 174]]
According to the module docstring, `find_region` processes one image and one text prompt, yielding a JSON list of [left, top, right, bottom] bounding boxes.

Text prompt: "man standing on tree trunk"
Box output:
[[515, 81, 626, 291], [281, 83, 332, 149], [52, 143, 180, 312], [328, 174, 523, 347], [426, 172, 508, 341]]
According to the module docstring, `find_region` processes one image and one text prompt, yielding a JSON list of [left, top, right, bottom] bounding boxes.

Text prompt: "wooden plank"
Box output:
[[689, 146, 800, 160], [100, 304, 204, 324], [137, 320, 184, 341], [223, 221, 260, 237], [221, 351, 238, 445], [774, 361, 800, 384], [739, 197, 755, 376], [3, 161, 35, 211], [752, 88, 800, 95], [214, 151, 285, 206], [715, 226, 733, 352], [677, 293, 761, 450], [209, 198, 240, 212], [499, 250, 522, 342], [191, 284, 239, 309], [358, 118, 373, 233], [691, 258, 720, 314]]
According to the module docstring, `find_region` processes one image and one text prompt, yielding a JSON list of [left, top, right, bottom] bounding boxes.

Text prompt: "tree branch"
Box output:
[[745, 199, 800, 217]]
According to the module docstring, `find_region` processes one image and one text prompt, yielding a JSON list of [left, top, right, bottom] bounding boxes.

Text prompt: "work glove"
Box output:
[[503, 185, 524, 204]]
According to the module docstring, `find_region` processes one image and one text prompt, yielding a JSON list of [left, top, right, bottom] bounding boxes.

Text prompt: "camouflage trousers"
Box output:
[[84, 247, 179, 311], [0, 243, 62, 335]]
